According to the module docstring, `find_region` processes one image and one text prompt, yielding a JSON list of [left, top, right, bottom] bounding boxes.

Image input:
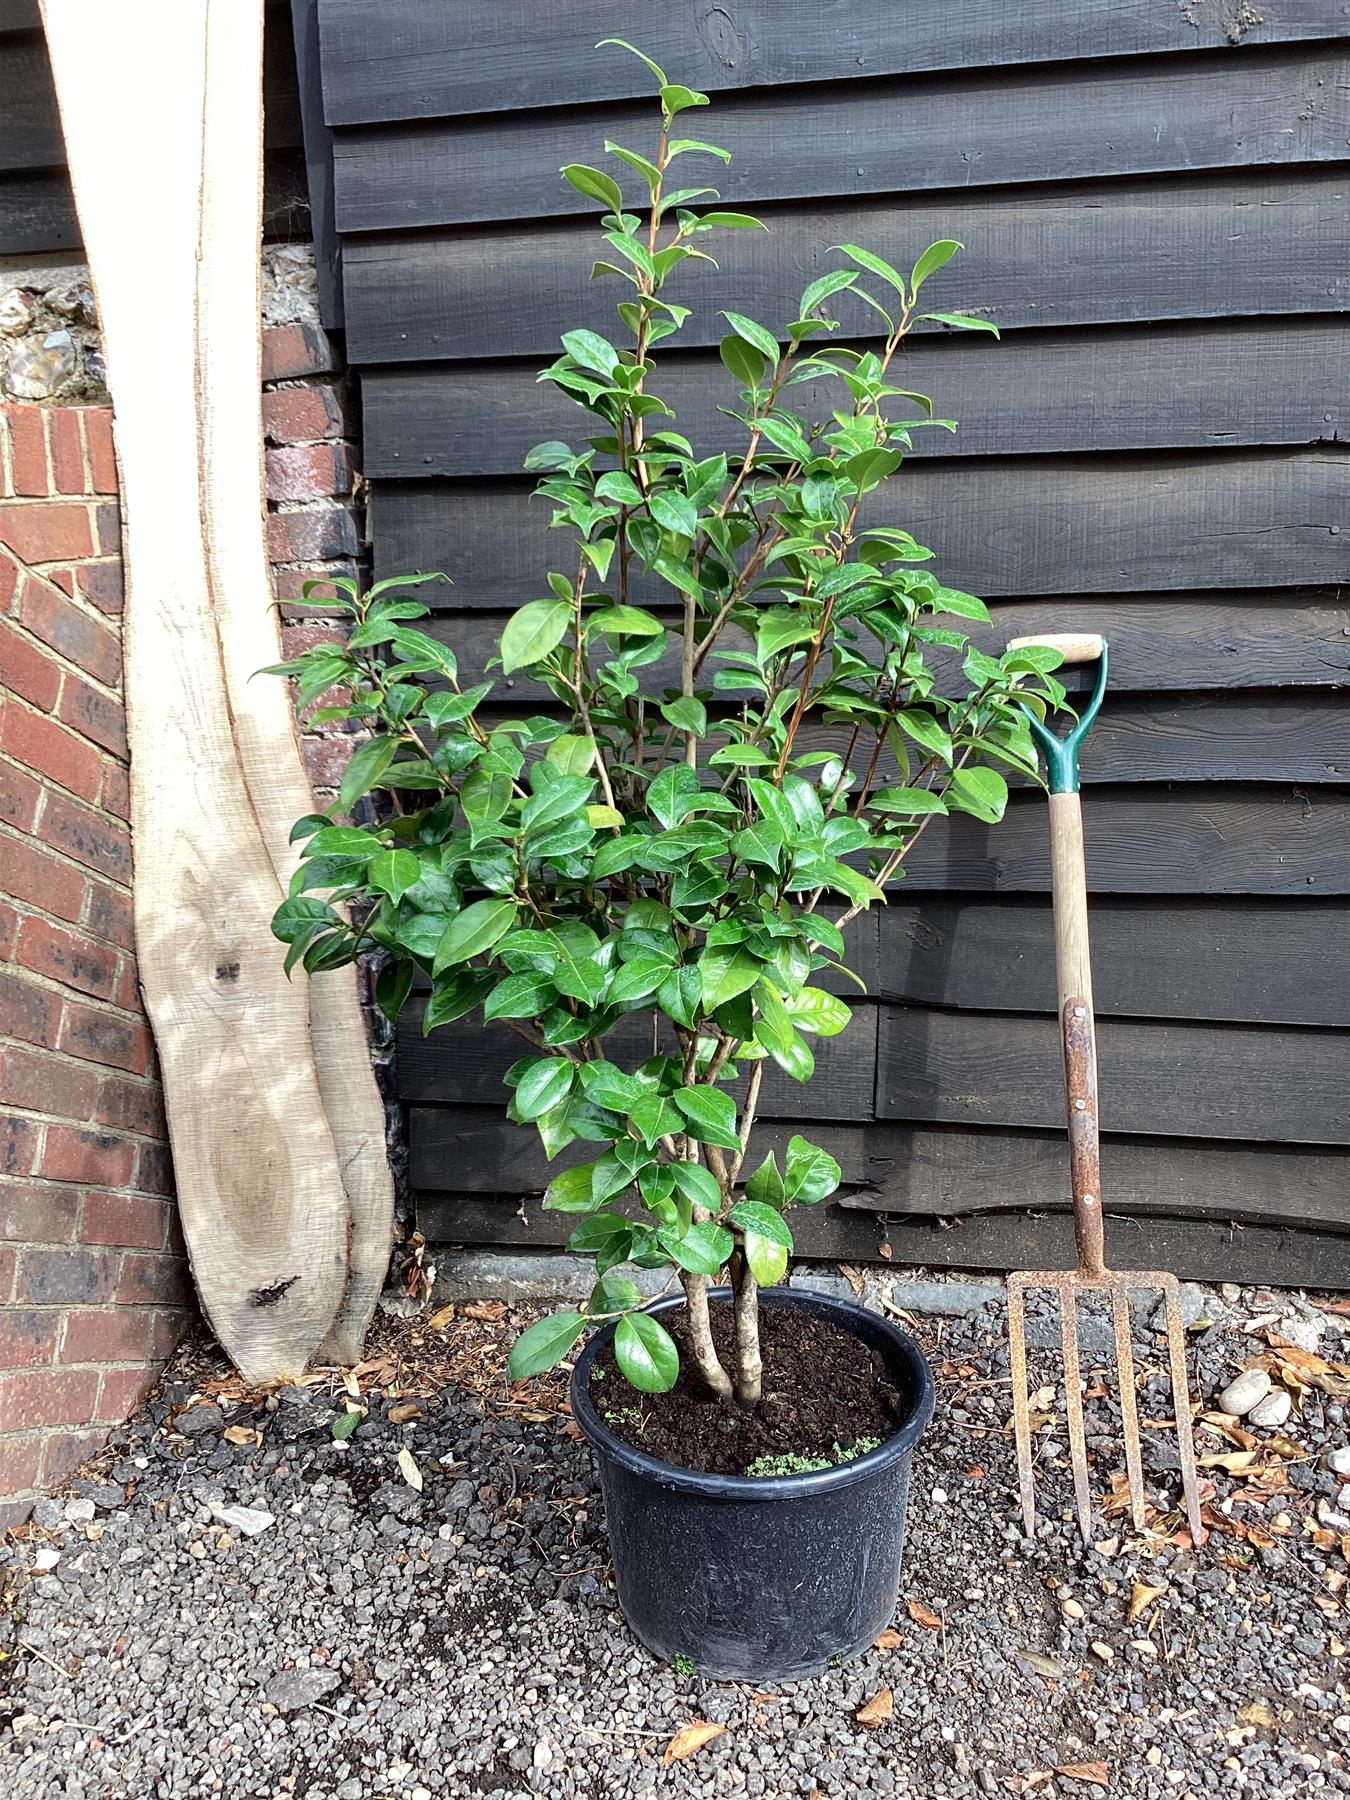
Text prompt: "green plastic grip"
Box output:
[[1023, 640, 1108, 795]]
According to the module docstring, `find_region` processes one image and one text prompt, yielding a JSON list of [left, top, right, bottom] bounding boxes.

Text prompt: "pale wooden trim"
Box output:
[[41, 0, 350, 1380], [196, 0, 393, 1363]]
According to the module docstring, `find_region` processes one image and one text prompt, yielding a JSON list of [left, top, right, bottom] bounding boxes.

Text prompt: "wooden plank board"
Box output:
[[893, 787, 1350, 896], [370, 448, 1350, 602], [315, 0, 1350, 125], [361, 319, 1349, 477], [409, 1109, 1350, 1232], [877, 1007, 1348, 1144], [0, 154, 310, 262], [415, 1187, 1350, 1289], [287, 0, 342, 327], [334, 47, 1350, 234], [196, 0, 393, 1369], [453, 686, 1350, 786], [0, 171, 81, 254], [341, 171, 1350, 365], [42, 0, 351, 1381], [396, 1003, 881, 1123], [874, 897, 1350, 1027], [0, 36, 64, 170], [404, 596, 1350, 694]]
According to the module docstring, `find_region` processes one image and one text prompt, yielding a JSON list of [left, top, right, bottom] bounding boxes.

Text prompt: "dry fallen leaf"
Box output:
[[397, 1447, 423, 1492], [1238, 1702, 1276, 1728], [388, 1402, 422, 1426], [662, 1722, 725, 1765], [1016, 1650, 1065, 1680], [1198, 1449, 1259, 1472], [873, 1629, 904, 1650], [1055, 1762, 1110, 1789], [1003, 1773, 1055, 1795], [906, 1599, 943, 1630], [427, 1304, 456, 1330], [856, 1686, 894, 1728], [463, 1300, 507, 1322], [1127, 1583, 1165, 1624], [222, 1425, 260, 1447]]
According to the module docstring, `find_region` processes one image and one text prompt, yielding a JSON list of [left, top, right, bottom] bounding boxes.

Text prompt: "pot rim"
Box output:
[[569, 1285, 935, 1501]]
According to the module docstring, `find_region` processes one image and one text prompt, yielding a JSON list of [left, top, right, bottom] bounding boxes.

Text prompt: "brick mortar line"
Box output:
[[0, 740, 125, 816], [0, 610, 126, 709], [12, 552, 126, 635], [0, 886, 134, 964], [0, 958, 146, 1029], [0, 819, 132, 900], [0, 1092, 165, 1143]]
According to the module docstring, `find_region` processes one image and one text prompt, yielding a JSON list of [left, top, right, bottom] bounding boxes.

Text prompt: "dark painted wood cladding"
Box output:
[[342, 170, 1350, 365], [332, 47, 1350, 232], [414, 597, 1350, 695], [361, 320, 1348, 476], [372, 451, 1350, 601], [315, 0, 1350, 124], [0, 1, 308, 257], [313, 6, 1350, 1274]]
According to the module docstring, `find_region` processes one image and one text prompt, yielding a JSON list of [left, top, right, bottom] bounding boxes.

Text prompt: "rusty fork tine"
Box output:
[[1058, 1285, 1093, 1541], [1007, 1275, 1037, 1538], [1109, 1282, 1148, 1533], [1159, 1273, 1207, 1547]]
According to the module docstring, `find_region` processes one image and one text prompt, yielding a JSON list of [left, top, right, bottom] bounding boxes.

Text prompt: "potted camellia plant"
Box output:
[[266, 42, 1066, 1679]]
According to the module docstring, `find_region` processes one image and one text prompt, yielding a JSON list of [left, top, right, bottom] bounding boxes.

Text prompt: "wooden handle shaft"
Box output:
[[1007, 632, 1104, 664]]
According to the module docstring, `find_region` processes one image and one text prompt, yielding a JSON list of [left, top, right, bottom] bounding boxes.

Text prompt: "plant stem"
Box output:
[[680, 1271, 732, 1400], [732, 1256, 762, 1409]]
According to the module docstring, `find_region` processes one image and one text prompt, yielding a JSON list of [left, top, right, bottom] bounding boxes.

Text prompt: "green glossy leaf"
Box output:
[[743, 1228, 789, 1287], [561, 328, 619, 376], [561, 163, 624, 213], [589, 605, 665, 638], [910, 238, 962, 294], [728, 1201, 793, 1249], [339, 735, 399, 813], [720, 311, 779, 362], [433, 898, 517, 971], [658, 1219, 734, 1276], [946, 765, 1008, 824], [507, 1310, 588, 1380], [659, 696, 707, 737], [614, 1313, 679, 1393], [784, 1135, 842, 1205], [744, 1151, 785, 1210], [366, 849, 421, 903], [514, 1057, 575, 1122], [672, 1085, 741, 1150], [648, 491, 697, 538], [544, 1163, 603, 1213], [670, 1161, 722, 1214], [785, 987, 852, 1036], [589, 1273, 642, 1316], [833, 242, 907, 294], [922, 311, 999, 337], [699, 946, 761, 1012], [501, 599, 570, 673], [484, 971, 554, 1021], [867, 785, 948, 816], [545, 733, 597, 776]]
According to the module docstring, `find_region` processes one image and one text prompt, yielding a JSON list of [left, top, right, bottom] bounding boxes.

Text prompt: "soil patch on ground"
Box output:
[[590, 1300, 909, 1476]]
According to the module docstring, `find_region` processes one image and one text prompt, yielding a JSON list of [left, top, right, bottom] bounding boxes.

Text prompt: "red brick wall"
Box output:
[[0, 321, 365, 1526], [0, 399, 188, 1529]]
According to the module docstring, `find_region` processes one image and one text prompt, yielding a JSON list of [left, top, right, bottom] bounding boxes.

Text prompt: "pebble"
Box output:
[[1328, 1447, 1350, 1476], [1218, 1368, 1272, 1417], [1274, 1314, 1322, 1353], [1061, 1598, 1085, 1620], [63, 1497, 96, 1524], [1248, 1390, 1292, 1429], [209, 1503, 275, 1536], [264, 1668, 341, 1712]]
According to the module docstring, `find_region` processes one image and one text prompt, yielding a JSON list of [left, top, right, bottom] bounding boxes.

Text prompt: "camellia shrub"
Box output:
[[267, 42, 1066, 1409]]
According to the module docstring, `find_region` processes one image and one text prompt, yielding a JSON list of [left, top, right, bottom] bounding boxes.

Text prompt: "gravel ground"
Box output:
[[2, 1273, 1347, 1800]]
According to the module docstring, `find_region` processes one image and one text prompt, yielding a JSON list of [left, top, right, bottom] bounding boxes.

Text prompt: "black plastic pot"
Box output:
[[570, 1286, 935, 1682]]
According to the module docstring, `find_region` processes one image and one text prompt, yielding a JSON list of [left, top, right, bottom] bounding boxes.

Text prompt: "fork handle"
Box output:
[[1049, 790, 1106, 1275]]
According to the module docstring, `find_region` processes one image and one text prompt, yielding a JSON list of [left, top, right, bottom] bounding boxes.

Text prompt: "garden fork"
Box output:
[[1004, 633, 1205, 1548]]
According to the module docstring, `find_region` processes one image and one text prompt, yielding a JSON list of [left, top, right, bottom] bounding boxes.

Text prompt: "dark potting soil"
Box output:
[[589, 1300, 908, 1477]]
